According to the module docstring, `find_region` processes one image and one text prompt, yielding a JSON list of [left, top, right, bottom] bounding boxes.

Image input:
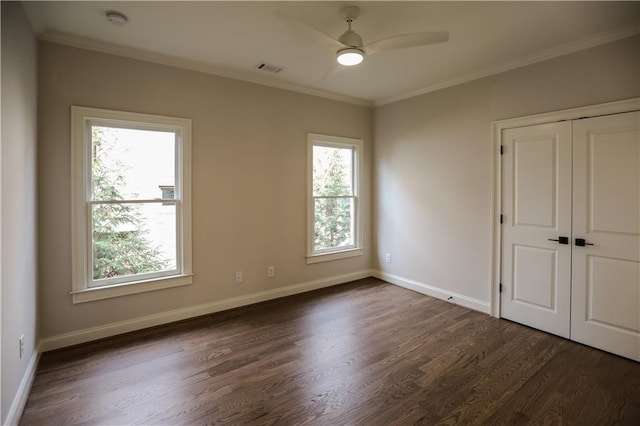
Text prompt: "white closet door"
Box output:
[[571, 111, 640, 361], [501, 122, 573, 338]]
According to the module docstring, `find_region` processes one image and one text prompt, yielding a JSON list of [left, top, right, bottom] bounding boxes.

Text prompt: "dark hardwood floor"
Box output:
[[20, 278, 640, 425]]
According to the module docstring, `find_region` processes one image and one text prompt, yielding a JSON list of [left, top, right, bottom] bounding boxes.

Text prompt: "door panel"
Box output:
[[571, 111, 640, 361], [501, 122, 572, 338], [513, 138, 557, 228], [588, 127, 639, 234], [512, 245, 557, 310], [587, 256, 639, 333]]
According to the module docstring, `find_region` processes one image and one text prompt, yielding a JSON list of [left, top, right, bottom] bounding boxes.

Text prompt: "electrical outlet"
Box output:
[[235, 271, 243, 283], [384, 253, 392, 263], [267, 265, 275, 277], [19, 335, 24, 358]]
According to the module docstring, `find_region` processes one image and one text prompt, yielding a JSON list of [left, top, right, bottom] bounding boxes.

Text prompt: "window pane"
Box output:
[[314, 197, 354, 251], [313, 145, 353, 196], [91, 202, 176, 284], [91, 125, 175, 201]]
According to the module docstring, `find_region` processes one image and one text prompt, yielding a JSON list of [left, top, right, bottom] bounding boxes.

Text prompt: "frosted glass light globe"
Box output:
[[337, 48, 364, 66]]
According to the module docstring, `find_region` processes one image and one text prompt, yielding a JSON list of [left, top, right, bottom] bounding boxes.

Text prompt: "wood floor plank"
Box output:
[[20, 278, 640, 425]]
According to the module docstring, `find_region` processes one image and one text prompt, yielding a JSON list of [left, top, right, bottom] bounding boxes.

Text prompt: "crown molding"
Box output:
[[38, 22, 639, 110], [20, 1, 45, 34], [39, 31, 374, 108], [374, 24, 640, 107]]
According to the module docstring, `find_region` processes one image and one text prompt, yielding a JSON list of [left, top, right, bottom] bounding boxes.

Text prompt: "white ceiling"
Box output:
[[23, 1, 640, 106]]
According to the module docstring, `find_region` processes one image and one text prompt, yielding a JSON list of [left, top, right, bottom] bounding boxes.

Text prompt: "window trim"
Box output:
[[71, 106, 192, 303], [306, 133, 363, 263]]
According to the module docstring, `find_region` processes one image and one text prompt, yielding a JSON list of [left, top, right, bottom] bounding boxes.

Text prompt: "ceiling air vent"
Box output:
[[255, 62, 285, 74]]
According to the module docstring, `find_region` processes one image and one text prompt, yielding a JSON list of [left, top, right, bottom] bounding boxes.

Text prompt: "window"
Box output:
[[71, 106, 192, 303], [307, 133, 363, 263]]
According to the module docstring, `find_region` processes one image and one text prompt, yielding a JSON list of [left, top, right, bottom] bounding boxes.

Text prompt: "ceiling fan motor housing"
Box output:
[[339, 29, 363, 48], [338, 6, 363, 48]]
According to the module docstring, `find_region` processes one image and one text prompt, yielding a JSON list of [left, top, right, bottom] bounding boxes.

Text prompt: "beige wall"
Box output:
[[38, 42, 373, 339], [29, 15, 640, 346], [373, 36, 640, 306], [1, 2, 39, 422]]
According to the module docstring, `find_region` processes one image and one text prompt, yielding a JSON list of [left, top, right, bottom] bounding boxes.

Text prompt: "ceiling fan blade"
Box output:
[[365, 31, 449, 55], [321, 62, 346, 81], [275, 10, 344, 50]]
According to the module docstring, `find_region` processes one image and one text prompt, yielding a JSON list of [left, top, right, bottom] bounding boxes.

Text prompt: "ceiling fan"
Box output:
[[281, 6, 449, 68]]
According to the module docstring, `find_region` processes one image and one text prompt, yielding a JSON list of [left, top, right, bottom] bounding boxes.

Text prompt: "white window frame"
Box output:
[[307, 133, 363, 264], [71, 106, 192, 303]]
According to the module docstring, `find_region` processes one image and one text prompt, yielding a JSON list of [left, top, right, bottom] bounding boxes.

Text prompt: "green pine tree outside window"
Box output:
[[91, 126, 168, 281]]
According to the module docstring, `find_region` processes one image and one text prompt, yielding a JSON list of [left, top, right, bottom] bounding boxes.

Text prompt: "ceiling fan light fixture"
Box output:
[[337, 48, 364, 66]]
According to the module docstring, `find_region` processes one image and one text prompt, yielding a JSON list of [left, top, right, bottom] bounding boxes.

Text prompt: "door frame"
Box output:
[[490, 97, 640, 318]]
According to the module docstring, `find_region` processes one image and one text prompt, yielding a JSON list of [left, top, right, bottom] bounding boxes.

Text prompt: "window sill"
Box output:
[[71, 273, 193, 304], [306, 248, 363, 264]]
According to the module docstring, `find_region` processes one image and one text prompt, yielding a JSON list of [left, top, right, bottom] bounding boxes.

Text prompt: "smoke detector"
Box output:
[[106, 11, 128, 25]]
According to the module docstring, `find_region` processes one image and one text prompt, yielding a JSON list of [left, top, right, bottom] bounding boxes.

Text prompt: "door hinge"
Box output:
[[500, 214, 504, 224], [500, 145, 504, 155], [499, 283, 503, 293]]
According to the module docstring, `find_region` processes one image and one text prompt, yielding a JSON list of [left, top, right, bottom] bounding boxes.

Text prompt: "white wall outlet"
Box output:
[[19, 335, 24, 358], [267, 265, 275, 277], [384, 253, 392, 263], [235, 271, 243, 283]]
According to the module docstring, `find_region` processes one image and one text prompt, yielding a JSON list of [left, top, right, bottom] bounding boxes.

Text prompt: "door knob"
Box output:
[[575, 238, 594, 247], [548, 236, 569, 244]]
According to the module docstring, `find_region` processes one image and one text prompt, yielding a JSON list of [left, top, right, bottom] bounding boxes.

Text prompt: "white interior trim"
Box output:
[[306, 133, 364, 262], [306, 248, 363, 264], [375, 24, 640, 106], [71, 274, 193, 304], [70, 106, 193, 304], [373, 270, 491, 314], [41, 269, 373, 352], [39, 31, 373, 108], [3, 345, 40, 426], [38, 25, 639, 109], [490, 97, 640, 318]]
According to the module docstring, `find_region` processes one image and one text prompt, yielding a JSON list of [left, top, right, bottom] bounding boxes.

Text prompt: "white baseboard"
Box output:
[[372, 270, 491, 314], [40, 269, 489, 350], [9, 269, 486, 424], [40, 269, 373, 352], [3, 345, 40, 426]]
